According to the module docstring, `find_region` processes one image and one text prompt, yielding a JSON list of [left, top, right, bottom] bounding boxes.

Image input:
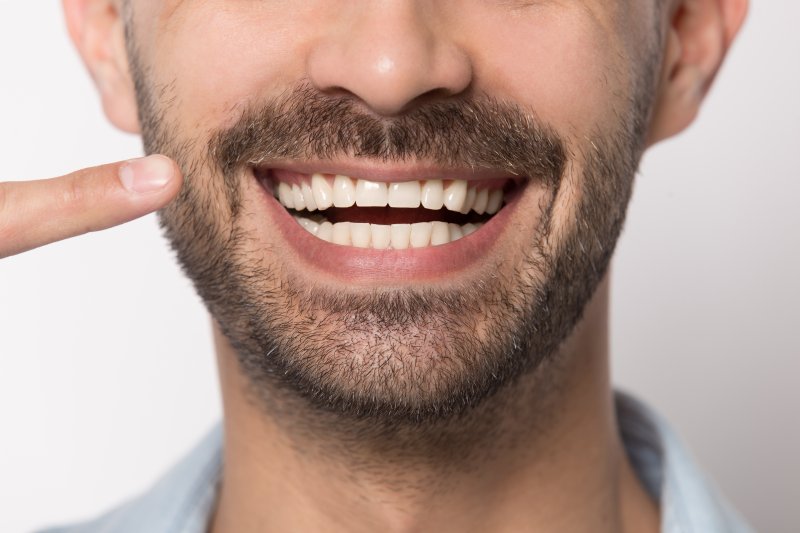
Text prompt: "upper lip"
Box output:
[[252, 159, 525, 183]]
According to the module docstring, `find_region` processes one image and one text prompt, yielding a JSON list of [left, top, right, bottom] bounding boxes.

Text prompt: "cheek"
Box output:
[[461, 9, 634, 244], [468, 9, 628, 140], [146, 3, 630, 142], [148, 6, 314, 132]]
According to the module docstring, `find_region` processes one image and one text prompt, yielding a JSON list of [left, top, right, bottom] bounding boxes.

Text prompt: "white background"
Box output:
[[1, 1, 797, 532]]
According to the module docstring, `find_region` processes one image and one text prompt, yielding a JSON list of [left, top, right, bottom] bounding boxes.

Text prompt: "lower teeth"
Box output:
[[294, 217, 483, 249]]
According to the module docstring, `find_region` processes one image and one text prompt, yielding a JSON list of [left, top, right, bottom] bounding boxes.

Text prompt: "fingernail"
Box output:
[[119, 155, 174, 194]]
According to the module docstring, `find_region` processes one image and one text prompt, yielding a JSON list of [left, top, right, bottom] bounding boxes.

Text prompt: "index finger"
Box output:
[[0, 155, 182, 259]]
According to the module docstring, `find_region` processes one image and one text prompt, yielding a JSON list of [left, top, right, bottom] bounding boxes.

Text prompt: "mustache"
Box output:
[[209, 83, 566, 187]]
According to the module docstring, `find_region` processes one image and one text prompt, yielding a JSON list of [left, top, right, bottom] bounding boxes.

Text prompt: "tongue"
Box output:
[[324, 207, 487, 225]]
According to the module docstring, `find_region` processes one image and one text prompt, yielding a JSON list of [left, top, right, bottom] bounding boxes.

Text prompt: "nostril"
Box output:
[[306, 19, 474, 117], [403, 85, 475, 114]]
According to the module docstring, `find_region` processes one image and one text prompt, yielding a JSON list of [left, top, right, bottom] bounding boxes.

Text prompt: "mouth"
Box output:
[[257, 167, 522, 249], [250, 164, 533, 282]]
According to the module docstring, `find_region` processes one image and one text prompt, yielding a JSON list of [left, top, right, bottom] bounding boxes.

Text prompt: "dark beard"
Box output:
[[130, 52, 653, 438]]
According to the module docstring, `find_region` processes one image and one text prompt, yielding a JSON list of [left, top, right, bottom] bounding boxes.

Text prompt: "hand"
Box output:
[[0, 155, 182, 259]]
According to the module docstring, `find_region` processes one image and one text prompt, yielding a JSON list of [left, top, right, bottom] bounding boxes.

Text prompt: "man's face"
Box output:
[[124, 1, 662, 422]]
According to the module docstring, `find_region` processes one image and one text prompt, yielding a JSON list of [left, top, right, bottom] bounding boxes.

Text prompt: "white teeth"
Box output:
[[301, 182, 317, 212], [311, 173, 333, 210], [292, 184, 306, 211], [278, 182, 294, 209], [472, 188, 488, 215], [459, 186, 477, 215], [486, 189, 503, 215], [276, 175, 508, 216], [448, 223, 463, 241], [332, 222, 351, 245], [388, 181, 421, 208], [443, 180, 468, 212], [420, 180, 444, 210], [355, 179, 388, 207], [298, 217, 320, 235], [317, 221, 333, 242], [410, 222, 433, 248], [371, 224, 391, 249], [430, 221, 450, 246], [350, 222, 371, 248], [333, 175, 356, 208], [295, 217, 485, 248], [391, 224, 411, 250]]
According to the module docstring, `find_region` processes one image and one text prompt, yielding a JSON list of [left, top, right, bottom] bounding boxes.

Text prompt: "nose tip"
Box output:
[[307, 14, 473, 117]]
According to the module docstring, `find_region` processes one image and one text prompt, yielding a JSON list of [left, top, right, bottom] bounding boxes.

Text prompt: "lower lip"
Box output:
[[253, 177, 526, 284]]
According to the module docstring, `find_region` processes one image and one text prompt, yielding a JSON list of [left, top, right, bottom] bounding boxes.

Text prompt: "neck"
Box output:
[[209, 275, 659, 533]]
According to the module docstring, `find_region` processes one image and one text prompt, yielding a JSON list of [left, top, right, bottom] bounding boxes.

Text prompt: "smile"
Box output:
[[252, 164, 534, 282], [263, 169, 518, 249]]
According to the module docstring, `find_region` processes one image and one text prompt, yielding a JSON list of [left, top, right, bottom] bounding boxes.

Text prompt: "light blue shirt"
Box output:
[[38, 392, 754, 533]]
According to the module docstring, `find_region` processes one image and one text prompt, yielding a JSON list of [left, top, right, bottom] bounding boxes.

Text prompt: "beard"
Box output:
[[129, 57, 655, 433]]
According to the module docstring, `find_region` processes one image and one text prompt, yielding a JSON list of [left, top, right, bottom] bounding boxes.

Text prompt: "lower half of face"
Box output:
[[152, 107, 641, 426], [134, 4, 656, 426]]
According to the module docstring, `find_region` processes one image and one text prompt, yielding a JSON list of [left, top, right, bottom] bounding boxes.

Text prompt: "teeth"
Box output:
[[318, 221, 333, 242], [420, 180, 444, 210], [311, 173, 333, 210], [371, 224, 391, 249], [459, 186, 477, 215], [350, 222, 371, 248], [333, 175, 356, 208], [443, 180, 468, 212], [355, 179, 389, 207], [486, 189, 504, 215], [448, 223, 463, 241], [295, 217, 484, 249], [278, 182, 294, 209], [388, 181, 421, 208], [430, 221, 450, 246], [292, 184, 306, 211], [332, 222, 351, 245], [277, 175, 509, 215], [298, 217, 320, 235], [391, 224, 411, 250], [301, 182, 317, 212], [472, 188, 488, 215], [410, 222, 433, 248]]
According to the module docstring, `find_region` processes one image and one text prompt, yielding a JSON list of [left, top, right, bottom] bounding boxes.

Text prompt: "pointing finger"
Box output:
[[0, 154, 182, 259]]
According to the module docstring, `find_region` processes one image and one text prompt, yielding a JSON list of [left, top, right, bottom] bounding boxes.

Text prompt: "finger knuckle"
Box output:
[[60, 172, 96, 209]]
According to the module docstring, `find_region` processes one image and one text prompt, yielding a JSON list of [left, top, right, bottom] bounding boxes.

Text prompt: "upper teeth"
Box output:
[[275, 174, 505, 215]]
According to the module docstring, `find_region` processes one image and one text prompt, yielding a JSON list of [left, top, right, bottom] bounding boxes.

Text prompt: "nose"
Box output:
[[306, 3, 473, 116]]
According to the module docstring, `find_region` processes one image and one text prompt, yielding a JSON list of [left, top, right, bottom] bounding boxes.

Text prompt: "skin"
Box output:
[[1, 0, 747, 532]]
